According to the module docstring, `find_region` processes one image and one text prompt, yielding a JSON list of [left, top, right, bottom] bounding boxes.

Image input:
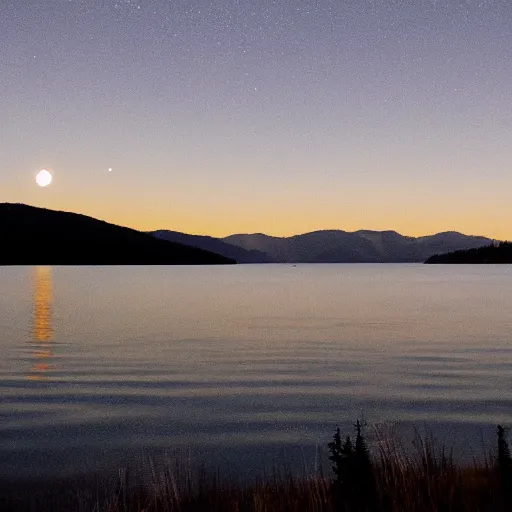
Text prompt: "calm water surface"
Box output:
[[1, 264, 512, 481]]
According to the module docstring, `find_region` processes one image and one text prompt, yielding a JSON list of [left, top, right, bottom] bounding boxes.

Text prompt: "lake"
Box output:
[[1, 264, 512, 483]]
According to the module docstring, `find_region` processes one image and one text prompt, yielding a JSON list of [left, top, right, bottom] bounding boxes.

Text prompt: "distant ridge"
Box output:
[[148, 227, 492, 263], [150, 230, 273, 263], [425, 242, 512, 264], [221, 229, 492, 263], [0, 203, 234, 265]]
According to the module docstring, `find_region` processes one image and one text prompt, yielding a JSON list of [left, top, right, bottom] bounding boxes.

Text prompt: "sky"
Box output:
[[1, 0, 511, 238]]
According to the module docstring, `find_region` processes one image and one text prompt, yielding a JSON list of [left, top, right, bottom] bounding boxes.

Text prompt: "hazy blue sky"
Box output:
[[1, 0, 511, 238]]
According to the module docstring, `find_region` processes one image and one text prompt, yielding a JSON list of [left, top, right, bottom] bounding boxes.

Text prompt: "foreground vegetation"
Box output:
[[2, 424, 512, 511]]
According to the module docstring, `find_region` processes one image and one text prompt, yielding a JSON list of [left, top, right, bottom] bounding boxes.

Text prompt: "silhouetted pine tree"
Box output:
[[354, 420, 377, 509], [329, 422, 377, 510], [328, 427, 356, 509], [497, 425, 512, 508], [329, 428, 354, 487], [355, 420, 371, 470], [328, 427, 343, 487]]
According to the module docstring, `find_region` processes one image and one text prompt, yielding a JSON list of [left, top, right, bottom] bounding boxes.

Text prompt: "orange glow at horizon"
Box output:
[[18, 188, 511, 242], [107, 208, 509, 242]]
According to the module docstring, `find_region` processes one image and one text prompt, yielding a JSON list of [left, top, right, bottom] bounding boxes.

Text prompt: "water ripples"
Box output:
[[1, 264, 512, 480]]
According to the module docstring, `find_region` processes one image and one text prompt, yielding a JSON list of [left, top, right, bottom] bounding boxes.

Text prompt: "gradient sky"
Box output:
[[1, 0, 511, 238]]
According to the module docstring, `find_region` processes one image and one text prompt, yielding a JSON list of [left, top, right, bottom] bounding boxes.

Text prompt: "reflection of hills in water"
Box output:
[[29, 266, 54, 380]]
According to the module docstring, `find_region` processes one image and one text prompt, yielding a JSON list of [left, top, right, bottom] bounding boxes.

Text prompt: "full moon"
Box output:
[[36, 169, 52, 187]]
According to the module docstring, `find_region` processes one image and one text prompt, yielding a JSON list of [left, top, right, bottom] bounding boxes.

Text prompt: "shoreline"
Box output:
[[1, 424, 511, 511]]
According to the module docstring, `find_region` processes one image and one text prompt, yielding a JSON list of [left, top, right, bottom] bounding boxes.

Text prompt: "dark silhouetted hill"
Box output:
[[0, 203, 235, 265], [222, 230, 491, 263], [425, 242, 512, 263], [150, 230, 273, 263]]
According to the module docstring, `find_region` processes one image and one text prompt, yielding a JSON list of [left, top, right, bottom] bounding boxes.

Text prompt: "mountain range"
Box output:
[[0, 203, 493, 265], [151, 229, 492, 263]]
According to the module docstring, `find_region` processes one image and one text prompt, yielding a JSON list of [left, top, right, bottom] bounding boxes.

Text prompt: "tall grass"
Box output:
[[2, 424, 511, 511]]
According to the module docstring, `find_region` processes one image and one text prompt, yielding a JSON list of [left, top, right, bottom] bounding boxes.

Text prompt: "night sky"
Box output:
[[1, 1, 511, 238]]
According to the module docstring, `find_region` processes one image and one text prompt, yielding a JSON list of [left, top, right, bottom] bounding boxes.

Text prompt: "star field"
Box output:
[[1, 1, 511, 237]]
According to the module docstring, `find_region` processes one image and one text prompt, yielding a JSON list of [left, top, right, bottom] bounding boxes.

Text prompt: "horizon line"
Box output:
[[2, 202, 498, 242]]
